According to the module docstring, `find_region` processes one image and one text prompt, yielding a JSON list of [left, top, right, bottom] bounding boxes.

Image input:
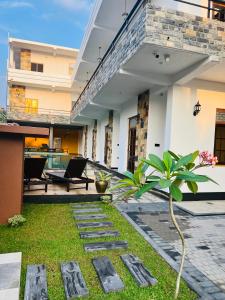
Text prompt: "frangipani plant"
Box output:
[[111, 150, 218, 299]]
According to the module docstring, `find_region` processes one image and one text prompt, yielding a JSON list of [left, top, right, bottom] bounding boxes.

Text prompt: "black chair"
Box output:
[[24, 157, 48, 192], [46, 158, 94, 192]]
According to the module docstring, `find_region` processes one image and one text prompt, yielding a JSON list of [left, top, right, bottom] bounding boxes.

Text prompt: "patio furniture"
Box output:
[[46, 158, 94, 192], [24, 157, 48, 192]]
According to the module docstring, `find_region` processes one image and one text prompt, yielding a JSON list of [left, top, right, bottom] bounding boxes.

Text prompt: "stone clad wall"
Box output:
[[136, 90, 149, 161], [20, 49, 31, 70], [92, 120, 97, 160], [146, 3, 225, 57]]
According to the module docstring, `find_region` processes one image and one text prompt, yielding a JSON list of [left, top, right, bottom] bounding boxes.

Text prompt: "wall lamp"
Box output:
[[193, 101, 201, 116]]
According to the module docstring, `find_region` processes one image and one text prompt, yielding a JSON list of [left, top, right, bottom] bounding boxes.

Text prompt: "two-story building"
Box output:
[[7, 38, 83, 156], [71, 0, 225, 199]]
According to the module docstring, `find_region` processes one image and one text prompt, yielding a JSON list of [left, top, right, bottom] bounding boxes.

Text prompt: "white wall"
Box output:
[[152, 0, 208, 17], [147, 93, 167, 157], [118, 97, 138, 173], [111, 111, 120, 168], [165, 84, 225, 193]]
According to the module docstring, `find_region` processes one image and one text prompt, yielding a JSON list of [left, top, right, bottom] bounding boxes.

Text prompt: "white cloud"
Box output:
[[0, 1, 33, 9], [54, 0, 92, 12]]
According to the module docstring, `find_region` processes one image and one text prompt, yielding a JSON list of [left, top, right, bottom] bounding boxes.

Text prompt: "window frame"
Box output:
[[31, 62, 44, 73], [214, 123, 225, 165]]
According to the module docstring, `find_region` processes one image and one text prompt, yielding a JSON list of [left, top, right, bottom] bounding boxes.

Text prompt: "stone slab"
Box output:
[[120, 254, 158, 287], [92, 256, 124, 293], [77, 222, 113, 229], [72, 204, 100, 209], [61, 261, 89, 299], [74, 214, 107, 221], [80, 230, 120, 239], [73, 208, 103, 214], [0, 252, 21, 293], [24, 264, 48, 300], [84, 241, 128, 252]]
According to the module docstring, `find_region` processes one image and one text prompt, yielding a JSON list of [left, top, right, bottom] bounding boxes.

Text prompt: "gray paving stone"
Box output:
[[24, 265, 48, 300], [0, 262, 21, 290], [84, 241, 128, 252], [121, 254, 158, 287], [77, 222, 113, 229], [61, 261, 89, 299], [74, 214, 107, 221], [92, 256, 124, 293], [80, 230, 120, 239], [73, 208, 103, 214], [72, 204, 100, 209]]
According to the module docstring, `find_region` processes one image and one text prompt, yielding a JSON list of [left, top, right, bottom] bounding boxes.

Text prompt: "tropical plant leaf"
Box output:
[[170, 184, 183, 202], [121, 189, 137, 200], [174, 153, 194, 171], [135, 181, 158, 199], [146, 154, 166, 173], [163, 151, 173, 171], [119, 178, 136, 186], [173, 179, 183, 188], [168, 150, 180, 161], [191, 150, 200, 162], [109, 183, 130, 191], [159, 179, 172, 189], [187, 181, 198, 194], [124, 171, 135, 180], [146, 175, 161, 182]]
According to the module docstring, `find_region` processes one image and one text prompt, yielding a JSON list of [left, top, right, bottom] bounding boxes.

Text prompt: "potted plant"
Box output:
[[111, 150, 218, 299], [95, 171, 112, 193]]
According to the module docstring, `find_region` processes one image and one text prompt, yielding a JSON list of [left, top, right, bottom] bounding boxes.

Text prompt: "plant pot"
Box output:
[[95, 180, 108, 193]]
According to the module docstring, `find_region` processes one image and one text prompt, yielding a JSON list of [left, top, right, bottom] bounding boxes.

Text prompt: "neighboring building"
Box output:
[[7, 38, 83, 155], [71, 0, 225, 198]]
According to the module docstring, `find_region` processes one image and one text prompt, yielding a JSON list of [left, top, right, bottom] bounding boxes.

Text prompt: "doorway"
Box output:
[[127, 115, 138, 172]]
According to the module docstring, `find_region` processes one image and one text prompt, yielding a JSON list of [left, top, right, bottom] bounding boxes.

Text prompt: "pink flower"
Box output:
[[199, 151, 218, 166]]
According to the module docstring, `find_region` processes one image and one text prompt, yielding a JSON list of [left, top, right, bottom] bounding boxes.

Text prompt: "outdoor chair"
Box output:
[[24, 157, 48, 192], [46, 158, 94, 192]]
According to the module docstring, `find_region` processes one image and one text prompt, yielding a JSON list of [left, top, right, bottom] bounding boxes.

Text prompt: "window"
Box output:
[[31, 62, 43, 72], [212, 1, 225, 21], [25, 98, 38, 114], [214, 124, 225, 165]]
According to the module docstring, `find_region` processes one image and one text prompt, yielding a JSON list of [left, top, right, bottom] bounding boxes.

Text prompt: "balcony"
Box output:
[[8, 68, 72, 90], [7, 106, 71, 125], [71, 0, 225, 122]]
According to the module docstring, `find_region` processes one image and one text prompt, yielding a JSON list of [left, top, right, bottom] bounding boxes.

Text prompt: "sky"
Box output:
[[0, 0, 94, 107]]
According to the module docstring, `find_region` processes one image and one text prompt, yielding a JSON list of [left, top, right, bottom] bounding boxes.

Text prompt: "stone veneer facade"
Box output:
[[105, 111, 113, 167], [72, 1, 225, 119], [92, 120, 97, 161], [84, 125, 88, 158], [20, 49, 31, 71], [136, 90, 149, 162]]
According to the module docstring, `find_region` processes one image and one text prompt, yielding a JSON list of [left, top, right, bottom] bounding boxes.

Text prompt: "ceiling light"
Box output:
[[164, 54, 171, 63]]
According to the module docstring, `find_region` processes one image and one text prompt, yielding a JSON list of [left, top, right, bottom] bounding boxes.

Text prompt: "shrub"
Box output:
[[8, 215, 26, 227]]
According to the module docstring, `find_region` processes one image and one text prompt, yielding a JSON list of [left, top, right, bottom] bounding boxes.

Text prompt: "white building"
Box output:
[[72, 0, 225, 199]]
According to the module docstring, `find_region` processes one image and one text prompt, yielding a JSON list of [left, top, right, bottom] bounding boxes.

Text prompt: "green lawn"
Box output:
[[0, 203, 197, 300]]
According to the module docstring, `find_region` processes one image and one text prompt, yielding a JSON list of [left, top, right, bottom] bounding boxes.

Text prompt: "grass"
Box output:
[[0, 203, 197, 300]]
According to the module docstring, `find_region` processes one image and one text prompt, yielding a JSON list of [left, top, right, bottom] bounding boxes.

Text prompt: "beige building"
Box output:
[[7, 38, 83, 156]]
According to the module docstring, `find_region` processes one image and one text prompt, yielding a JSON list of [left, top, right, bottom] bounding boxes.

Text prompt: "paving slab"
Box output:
[[24, 264, 48, 300], [73, 208, 103, 214], [80, 230, 120, 239], [61, 261, 88, 299], [92, 256, 124, 293], [74, 214, 107, 221], [84, 241, 128, 252], [0, 252, 21, 300], [121, 254, 158, 287], [77, 222, 113, 229], [72, 204, 100, 209]]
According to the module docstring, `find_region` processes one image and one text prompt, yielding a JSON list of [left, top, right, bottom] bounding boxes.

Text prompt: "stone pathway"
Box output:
[[0, 252, 22, 300]]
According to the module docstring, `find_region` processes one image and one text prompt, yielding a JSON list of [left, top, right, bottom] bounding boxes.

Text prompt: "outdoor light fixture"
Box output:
[[164, 54, 170, 63], [193, 101, 202, 116], [97, 46, 102, 63], [122, 0, 128, 17]]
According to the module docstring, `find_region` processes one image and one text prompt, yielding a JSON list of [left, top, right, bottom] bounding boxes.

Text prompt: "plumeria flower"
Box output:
[[199, 151, 218, 166]]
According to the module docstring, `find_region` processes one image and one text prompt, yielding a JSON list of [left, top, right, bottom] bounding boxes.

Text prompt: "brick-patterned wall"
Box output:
[[20, 49, 31, 71], [217, 109, 225, 122], [136, 90, 149, 161], [92, 120, 97, 161], [9, 85, 26, 107], [104, 111, 113, 167]]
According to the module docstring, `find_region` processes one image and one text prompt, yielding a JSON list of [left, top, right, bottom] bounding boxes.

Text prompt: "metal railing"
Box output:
[[7, 105, 71, 117], [72, 0, 225, 115]]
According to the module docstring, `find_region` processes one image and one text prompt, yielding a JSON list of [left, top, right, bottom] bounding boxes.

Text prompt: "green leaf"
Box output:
[[174, 153, 194, 171], [187, 181, 198, 194], [186, 163, 195, 170], [168, 150, 180, 161], [124, 171, 135, 180], [176, 172, 214, 183], [121, 189, 137, 200], [191, 150, 199, 162], [159, 179, 172, 189], [119, 179, 136, 186], [170, 184, 183, 202], [146, 175, 161, 182], [173, 179, 183, 188], [147, 154, 166, 173], [109, 183, 130, 191], [163, 151, 173, 171], [135, 182, 158, 199]]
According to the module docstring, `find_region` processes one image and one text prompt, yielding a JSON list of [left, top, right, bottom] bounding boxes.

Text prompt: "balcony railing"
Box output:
[[72, 0, 225, 117], [7, 105, 71, 125]]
